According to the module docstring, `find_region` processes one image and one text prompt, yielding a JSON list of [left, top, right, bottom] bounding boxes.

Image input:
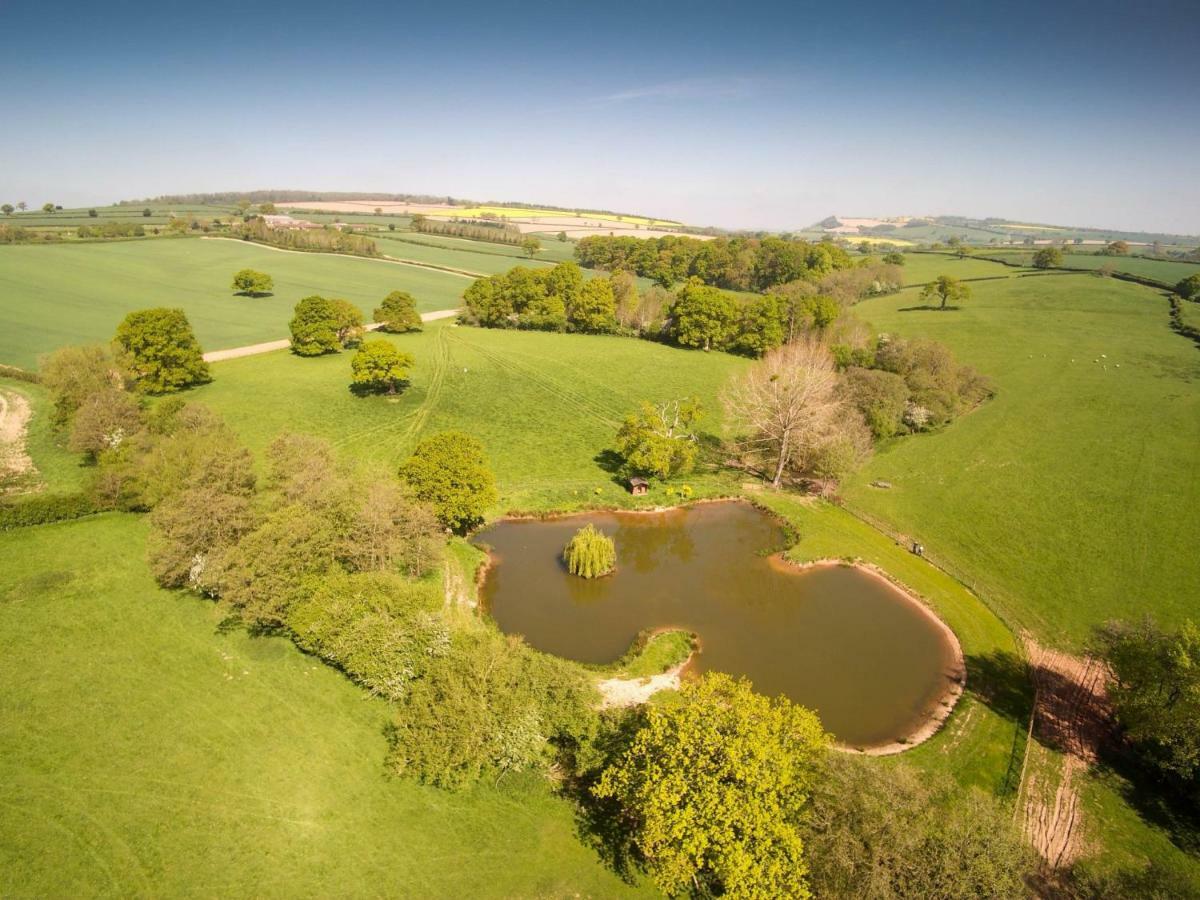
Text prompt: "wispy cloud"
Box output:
[[588, 76, 759, 107]]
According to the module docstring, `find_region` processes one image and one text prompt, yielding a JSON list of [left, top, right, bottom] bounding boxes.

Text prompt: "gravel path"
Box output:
[[202, 309, 459, 362]]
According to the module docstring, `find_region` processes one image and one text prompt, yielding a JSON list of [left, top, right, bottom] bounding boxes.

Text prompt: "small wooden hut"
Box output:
[[628, 476, 649, 496]]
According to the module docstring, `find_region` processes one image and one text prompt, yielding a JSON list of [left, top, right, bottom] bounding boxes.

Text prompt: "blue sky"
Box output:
[[2, 0, 1197, 233]]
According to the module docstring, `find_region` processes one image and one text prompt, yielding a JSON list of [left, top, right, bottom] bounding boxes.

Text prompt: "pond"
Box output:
[[475, 501, 962, 749]]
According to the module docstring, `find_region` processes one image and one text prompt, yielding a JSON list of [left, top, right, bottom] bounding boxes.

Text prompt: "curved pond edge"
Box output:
[[767, 554, 966, 756], [470, 498, 967, 756]]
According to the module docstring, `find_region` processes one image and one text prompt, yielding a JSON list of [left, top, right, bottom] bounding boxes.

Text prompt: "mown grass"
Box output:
[[846, 274, 1200, 646], [0, 514, 652, 898], [193, 320, 748, 511], [0, 239, 470, 367]]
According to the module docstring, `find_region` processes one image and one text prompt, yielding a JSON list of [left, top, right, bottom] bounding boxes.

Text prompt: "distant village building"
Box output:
[[628, 477, 649, 496], [260, 214, 319, 230]]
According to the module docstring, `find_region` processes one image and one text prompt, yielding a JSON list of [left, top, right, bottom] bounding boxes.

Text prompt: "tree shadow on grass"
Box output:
[[562, 708, 648, 883], [897, 305, 961, 312], [348, 380, 410, 398], [233, 291, 275, 299]]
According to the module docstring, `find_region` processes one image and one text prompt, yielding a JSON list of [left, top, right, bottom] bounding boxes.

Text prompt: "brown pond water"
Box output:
[[475, 501, 960, 748]]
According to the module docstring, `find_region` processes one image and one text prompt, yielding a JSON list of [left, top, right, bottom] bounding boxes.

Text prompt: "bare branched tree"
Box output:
[[722, 339, 841, 487]]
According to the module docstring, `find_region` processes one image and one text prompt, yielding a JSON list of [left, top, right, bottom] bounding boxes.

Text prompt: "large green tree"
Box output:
[[373, 290, 423, 333], [350, 339, 414, 395], [668, 280, 739, 350], [567, 278, 618, 333], [113, 308, 210, 394], [1032, 247, 1064, 269], [593, 673, 828, 899], [231, 268, 273, 296], [399, 431, 497, 534], [289, 296, 341, 356]]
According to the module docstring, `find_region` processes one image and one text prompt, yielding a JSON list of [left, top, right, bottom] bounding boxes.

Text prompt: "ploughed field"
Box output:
[[478, 502, 961, 748]]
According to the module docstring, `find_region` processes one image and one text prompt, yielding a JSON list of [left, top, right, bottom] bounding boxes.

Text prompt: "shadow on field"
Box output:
[[963, 650, 1034, 725], [897, 304, 962, 312], [563, 708, 648, 883]]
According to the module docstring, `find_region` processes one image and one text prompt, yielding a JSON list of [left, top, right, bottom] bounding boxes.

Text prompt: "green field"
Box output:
[[378, 229, 579, 264], [894, 252, 1024, 285], [846, 273, 1200, 644], [976, 249, 1200, 285], [0, 514, 651, 898], [0, 240, 470, 367], [192, 320, 747, 511]]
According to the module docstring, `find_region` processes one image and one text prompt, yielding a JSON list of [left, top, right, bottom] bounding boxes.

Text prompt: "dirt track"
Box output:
[[0, 390, 36, 488], [1019, 638, 1112, 871], [201, 309, 459, 362]]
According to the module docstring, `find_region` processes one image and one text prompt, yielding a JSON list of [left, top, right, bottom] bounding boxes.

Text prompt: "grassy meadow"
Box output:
[[895, 252, 1024, 284], [0, 239, 470, 367], [0, 514, 652, 899], [192, 320, 747, 511], [846, 273, 1200, 644]]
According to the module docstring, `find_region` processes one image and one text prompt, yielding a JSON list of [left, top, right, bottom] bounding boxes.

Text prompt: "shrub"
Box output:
[[387, 628, 598, 789], [0, 492, 99, 530], [1174, 274, 1200, 301], [288, 570, 449, 700], [563, 524, 615, 578]]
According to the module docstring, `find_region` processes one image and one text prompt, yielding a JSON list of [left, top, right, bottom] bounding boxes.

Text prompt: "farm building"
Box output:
[[628, 477, 649, 496]]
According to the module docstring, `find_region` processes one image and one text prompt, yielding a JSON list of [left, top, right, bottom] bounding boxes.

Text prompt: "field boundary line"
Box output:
[[199, 236, 478, 279]]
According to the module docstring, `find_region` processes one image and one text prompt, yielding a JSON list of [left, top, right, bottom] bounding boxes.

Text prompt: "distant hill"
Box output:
[[807, 215, 1199, 249]]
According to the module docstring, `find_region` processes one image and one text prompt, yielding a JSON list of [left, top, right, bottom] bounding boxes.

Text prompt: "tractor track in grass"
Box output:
[[443, 330, 623, 427]]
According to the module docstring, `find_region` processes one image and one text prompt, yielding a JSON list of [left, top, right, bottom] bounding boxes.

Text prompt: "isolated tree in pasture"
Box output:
[[521, 236, 541, 258], [882, 251, 904, 265], [567, 277, 618, 333], [1173, 274, 1200, 301], [920, 275, 971, 310], [669, 280, 739, 350], [1092, 617, 1200, 784], [289, 296, 342, 356], [231, 268, 273, 296], [722, 340, 841, 487], [142, 208, 152, 217], [557, 231, 568, 242], [1032, 247, 1063, 269], [1104, 240, 1130, 255], [39, 343, 125, 428], [399, 431, 498, 534], [350, 339, 414, 395], [259, 202, 277, 214], [17, 202, 26, 212], [593, 673, 828, 899], [614, 398, 703, 479], [114, 308, 210, 394], [374, 207, 382, 215], [373, 290, 423, 333], [88, 208, 98, 218], [42, 202, 55, 214], [1, 204, 13, 216], [563, 524, 616, 578], [68, 388, 143, 459]]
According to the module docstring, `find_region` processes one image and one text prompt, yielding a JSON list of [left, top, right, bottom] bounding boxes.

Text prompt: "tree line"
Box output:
[[412, 214, 525, 246], [239, 218, 381, 257], [574, 233, 860, 291]]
